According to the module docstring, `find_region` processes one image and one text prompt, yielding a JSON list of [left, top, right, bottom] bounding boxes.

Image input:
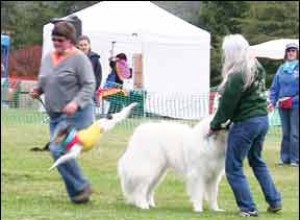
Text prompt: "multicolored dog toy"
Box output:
[[48, 102, 137, 171]]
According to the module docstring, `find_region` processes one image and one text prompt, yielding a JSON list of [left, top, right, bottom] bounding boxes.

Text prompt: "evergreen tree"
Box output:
[[198, 1, 250, 87], [197, 1, 299, 87], [1, 1, 100, 49], [238, 1, 299, 87]]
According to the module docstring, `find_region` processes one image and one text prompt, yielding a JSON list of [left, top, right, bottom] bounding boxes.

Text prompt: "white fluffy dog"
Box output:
[[118, 116, 228, 212]]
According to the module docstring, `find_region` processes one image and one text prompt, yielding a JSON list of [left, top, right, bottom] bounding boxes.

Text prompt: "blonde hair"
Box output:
[[219, 34, 259, 91]]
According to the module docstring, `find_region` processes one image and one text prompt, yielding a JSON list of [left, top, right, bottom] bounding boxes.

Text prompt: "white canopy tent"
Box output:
[[249, 39, 299, 60], [42, 1, 211, 119]]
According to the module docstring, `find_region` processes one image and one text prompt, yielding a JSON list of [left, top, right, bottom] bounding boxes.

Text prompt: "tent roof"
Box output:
[[249, 39, 299, 60], [63, 1, 209, 41]]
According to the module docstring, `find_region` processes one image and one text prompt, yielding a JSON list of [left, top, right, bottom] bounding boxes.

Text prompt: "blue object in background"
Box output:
[[1, 34, 10, 107], [1, 34, 10, 78]]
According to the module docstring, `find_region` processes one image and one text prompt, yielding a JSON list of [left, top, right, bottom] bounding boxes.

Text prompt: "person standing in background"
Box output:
[[104, 53, 130, 89], [78, 35, 102, 105], [268, 43, 299, 167]]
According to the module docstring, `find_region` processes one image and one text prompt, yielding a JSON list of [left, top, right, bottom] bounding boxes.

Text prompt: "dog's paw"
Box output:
[[149, 200, 156, 208], [193, 205, 203, 213], [136, 202, 150, 210]]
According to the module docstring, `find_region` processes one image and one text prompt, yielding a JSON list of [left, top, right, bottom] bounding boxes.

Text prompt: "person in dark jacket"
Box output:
[[104, 53, 130, 89], [78, 35, 102, 95]]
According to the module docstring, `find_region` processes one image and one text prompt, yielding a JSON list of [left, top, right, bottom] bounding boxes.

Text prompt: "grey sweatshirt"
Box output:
[[38, 50, 95, 115]]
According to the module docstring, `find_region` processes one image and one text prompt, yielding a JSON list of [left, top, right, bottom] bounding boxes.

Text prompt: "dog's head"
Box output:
[[95, 114, 115, 133], [96, 102, 138, 132], [194, 116, 230, 151], [210, 129, 228, 146]]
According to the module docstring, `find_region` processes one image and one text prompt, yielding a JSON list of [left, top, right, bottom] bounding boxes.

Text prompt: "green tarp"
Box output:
[[269, 108, 281, 127]]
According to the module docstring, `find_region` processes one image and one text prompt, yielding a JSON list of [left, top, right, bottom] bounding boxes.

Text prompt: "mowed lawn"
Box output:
[[1, 120, 299, 220]]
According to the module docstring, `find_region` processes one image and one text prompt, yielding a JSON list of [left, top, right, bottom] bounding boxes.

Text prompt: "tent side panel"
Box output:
[[143, 41, 210, 119]]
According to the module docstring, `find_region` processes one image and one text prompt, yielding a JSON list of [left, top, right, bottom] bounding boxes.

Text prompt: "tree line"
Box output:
[[1, 1, 299, 87]]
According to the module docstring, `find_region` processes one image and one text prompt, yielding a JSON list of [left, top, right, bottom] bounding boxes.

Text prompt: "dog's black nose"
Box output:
[[106, 114, 113, 120]]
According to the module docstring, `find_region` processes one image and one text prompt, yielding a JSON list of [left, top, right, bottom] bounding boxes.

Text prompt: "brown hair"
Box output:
[[52, 21, 77, 44], [116, 53, 127, 61], [78, 35, 91, 44]]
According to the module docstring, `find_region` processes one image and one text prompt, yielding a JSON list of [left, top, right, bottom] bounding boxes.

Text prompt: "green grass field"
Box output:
[[1, 112, 299, 220]]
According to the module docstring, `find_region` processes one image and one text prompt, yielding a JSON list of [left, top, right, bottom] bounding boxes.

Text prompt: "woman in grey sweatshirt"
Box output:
[[30, 21, 95, 203]]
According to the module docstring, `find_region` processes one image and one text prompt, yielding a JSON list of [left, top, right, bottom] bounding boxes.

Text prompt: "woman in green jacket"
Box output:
[[209, 34, 282, 217]]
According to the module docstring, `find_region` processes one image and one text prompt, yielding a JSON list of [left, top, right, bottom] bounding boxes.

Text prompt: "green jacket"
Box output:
[[210, 65, 268, 130]]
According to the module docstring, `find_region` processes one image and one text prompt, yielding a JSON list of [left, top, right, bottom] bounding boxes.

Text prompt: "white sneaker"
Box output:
[[290, 163, 299, 167], [239, 210, 259, 217]]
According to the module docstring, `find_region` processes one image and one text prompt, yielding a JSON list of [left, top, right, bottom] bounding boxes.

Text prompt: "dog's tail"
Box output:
[[30, 142, 50, 152], [99, 102, 138, 132]]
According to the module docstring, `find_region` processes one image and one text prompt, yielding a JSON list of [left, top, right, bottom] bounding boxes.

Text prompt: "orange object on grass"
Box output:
[[96, 88, 128, 100]]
